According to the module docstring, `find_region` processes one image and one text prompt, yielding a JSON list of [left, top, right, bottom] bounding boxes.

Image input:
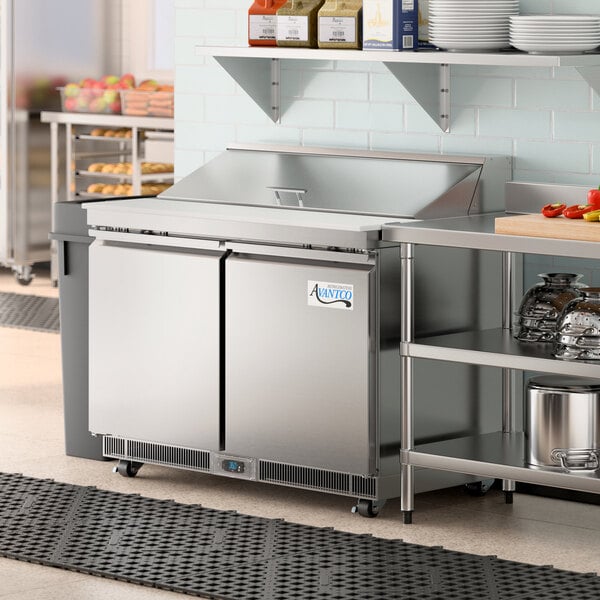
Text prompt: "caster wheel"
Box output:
[[352, 499, 381, 518], [13, 266, 34, 286], [113, 460, 143, 478], [465, 478, 495, 496]]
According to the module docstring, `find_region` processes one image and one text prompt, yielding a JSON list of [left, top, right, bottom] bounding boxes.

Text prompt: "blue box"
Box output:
[[363, 0, 418, 51]]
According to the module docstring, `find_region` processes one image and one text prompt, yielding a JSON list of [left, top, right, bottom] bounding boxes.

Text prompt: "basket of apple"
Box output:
[[121, 80, 174, 118], [59, 74, 136, 114]]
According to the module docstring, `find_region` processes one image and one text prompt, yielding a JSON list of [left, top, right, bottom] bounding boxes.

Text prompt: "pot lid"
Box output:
[[528, 375, 600, 392]]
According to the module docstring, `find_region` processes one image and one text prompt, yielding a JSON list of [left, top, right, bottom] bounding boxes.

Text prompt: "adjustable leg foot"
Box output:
[[504, 491, 514, 505], [402, 510, 413, 525]]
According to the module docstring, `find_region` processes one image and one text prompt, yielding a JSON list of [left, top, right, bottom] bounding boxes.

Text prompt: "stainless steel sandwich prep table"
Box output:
[[83, 144, 510, 516]]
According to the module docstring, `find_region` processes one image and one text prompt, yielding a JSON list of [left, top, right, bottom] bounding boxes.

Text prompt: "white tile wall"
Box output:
[[174, 0, 600, 284]]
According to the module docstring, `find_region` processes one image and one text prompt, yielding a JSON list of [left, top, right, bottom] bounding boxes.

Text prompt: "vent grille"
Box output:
[[259, 460, 377, 499], [352, 475, 377, 498], [103, 437, 210, 472]]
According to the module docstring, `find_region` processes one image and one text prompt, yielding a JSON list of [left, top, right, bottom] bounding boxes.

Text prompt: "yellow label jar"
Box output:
[[318, 0, 362, 49], [276, 0, 325, 48]]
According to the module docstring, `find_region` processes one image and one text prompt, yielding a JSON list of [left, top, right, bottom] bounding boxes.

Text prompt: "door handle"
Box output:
[[60, 241, 69, 277]]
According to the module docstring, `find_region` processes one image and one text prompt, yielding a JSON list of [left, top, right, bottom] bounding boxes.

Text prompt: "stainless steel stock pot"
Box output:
[[526, 375, 600, 472]]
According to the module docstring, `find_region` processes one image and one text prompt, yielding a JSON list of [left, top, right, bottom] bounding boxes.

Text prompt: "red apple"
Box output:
[[64, 97, 77, 111], [108, 100, 121, 113], [138, 78, 159, 91], [119, 73, 136, 88], [89, 97, 107, 112], [79, 77, 96, 88], [79, 88, 94, 101]]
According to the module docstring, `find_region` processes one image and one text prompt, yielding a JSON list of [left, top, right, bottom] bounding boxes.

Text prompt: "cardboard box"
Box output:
[[363, 0, 417, 51]]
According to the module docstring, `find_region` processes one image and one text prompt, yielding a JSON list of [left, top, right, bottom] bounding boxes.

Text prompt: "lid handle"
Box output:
[[267, 186, 307, 207]]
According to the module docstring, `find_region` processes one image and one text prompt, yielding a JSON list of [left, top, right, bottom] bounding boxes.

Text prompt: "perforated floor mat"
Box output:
[[0, 473, 599, 599], [0, 292, 59, 332]]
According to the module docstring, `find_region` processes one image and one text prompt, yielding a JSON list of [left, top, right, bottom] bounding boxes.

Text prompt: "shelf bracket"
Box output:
[[214, 56, 281, 123], [575, 65, 600, 100], [383, 62, 450, 132]]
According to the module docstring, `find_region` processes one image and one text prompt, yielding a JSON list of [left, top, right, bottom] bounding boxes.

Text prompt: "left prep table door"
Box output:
[[89, 240, 223, 450]]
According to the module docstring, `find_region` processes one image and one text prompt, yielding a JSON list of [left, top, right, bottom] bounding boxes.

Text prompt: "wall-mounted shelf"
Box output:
[[196, 46, 600, 132]]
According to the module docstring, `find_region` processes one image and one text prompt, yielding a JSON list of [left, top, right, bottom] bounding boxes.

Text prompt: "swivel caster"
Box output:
[[465, 478, 495, 496], [13, 265, 34, 286], [113, 460, 143, 478], [351, 499, 384, 518]]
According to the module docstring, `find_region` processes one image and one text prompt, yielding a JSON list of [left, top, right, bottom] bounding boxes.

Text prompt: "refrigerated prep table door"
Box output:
[[225, 251, 376, 475], [89, 239, 224, 450]]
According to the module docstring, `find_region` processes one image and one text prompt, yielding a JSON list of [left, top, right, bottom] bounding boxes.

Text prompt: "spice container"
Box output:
[[318, 1, 362, 49], [276, 0, 325, 48], [249, 0, 288, 46]]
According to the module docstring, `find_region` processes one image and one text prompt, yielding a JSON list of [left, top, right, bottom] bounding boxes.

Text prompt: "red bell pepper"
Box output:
[[563, 204, 595, 219], [587, 188, 600, 208], [541, 203, 566, 218]]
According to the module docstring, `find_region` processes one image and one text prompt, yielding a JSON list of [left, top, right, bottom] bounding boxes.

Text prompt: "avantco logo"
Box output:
[[307, 280, 353, 310]]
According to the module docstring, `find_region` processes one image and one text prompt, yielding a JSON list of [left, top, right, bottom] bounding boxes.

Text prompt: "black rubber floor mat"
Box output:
[[0, 472, 598, 600], [0, 292, 59, 332]]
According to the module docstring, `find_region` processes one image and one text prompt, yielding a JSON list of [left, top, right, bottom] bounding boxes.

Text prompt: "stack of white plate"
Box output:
[[429, 0, 518, 52], [510, 15, 600, 54]]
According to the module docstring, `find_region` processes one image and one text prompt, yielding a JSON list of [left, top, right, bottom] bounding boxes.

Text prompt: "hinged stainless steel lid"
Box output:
[[159, 144, 509, 219]]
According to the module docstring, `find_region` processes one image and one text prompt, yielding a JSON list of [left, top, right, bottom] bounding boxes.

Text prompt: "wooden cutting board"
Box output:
[[495, 213, 600, 242]]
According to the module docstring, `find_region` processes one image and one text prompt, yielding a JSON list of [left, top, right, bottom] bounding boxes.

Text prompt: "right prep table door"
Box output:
[[225, 252, 376, 475]]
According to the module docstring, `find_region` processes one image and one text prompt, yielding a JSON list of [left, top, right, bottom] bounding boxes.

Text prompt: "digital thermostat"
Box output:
[[213, 454, 256, 480], [221, 459, 245, 474]]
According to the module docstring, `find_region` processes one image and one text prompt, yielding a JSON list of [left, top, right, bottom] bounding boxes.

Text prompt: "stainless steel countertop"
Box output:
[[382, 213, 600, 259], [85, 197, 412, 249]]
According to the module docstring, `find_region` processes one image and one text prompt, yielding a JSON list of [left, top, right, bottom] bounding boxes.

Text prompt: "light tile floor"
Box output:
[[0, 265, 599, 599]]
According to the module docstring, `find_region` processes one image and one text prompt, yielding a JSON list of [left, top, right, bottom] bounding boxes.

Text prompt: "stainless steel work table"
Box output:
[[382, 213, 600, 523]]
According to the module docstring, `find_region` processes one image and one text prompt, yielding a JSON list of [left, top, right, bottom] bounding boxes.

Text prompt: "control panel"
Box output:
[[212, 454, 256, 480]]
